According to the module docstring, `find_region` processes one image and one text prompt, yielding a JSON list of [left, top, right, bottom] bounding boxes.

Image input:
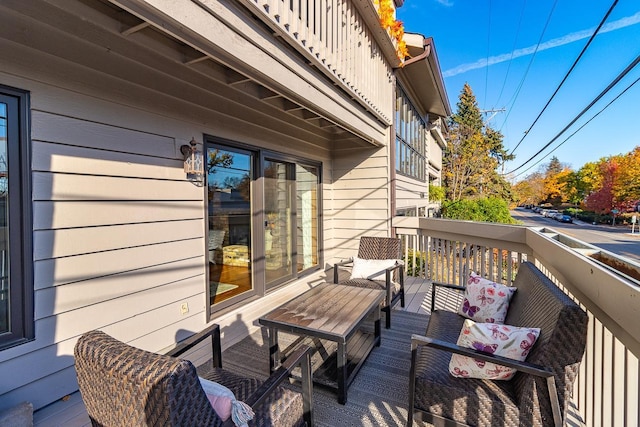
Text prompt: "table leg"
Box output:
[[374, 306, 381, 347], [337, 341, 347, 404], [268, 327, 279, 374]]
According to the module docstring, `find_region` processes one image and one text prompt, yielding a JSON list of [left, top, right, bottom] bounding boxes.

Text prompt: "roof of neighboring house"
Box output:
[[397, 33, 452, 119]]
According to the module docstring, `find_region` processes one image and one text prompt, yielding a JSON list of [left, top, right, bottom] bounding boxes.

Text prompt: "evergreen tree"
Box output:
[[443, 83, 513, 201]]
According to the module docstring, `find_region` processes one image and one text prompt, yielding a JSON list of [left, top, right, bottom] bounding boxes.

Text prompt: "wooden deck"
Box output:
[[33, 275, 431, 426], [32, 274, 586, 426]]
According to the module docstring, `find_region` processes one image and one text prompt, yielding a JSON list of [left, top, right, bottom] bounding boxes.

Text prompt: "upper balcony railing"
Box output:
[[394, 216, 640, 427], [238, 0, 397, 124]]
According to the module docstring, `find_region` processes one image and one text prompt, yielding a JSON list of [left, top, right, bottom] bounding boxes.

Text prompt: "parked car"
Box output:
[[544, 209, 559, 218], [558, 214, 573, 223]]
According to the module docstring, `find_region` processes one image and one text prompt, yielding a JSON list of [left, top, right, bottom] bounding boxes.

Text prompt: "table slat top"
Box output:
[[259, 283, 384, 340]]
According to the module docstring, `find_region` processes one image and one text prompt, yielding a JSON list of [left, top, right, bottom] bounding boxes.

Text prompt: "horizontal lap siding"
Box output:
[[395, 174, 429, 210], [1, 61, 336, 414], [1, 106, 208, 410], [330, 147, 391, 262]]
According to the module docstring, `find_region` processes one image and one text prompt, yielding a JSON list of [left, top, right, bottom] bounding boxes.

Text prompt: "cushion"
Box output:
[[349, 256, 398, 280], [449, 319, 540, 380], [457, 272, 516, 323], [198, 377, 254, 426]]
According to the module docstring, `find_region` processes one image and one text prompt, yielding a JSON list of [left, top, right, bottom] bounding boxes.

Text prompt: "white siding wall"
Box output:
[[429, 135, 444, 173], [329, 145, 392, 262], [395, 174, 429, 212]]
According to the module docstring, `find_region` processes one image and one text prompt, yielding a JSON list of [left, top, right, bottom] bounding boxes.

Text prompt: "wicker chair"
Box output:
[[333, 236, 405, 328], [74, 324, 313, 427], [408, 262, 588, 426]]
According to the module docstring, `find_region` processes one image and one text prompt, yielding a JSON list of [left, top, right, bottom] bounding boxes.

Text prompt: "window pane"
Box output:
[[264, 160, 293, 286], [296, 164, 318, 272], [0, 102, 7, 334], [207, 147, 253, 305]]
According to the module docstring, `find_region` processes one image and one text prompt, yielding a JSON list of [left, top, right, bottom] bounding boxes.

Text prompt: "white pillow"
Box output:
[[349, 256, 398, 280], [448, 319, 540, 380], [457, 272, 516, 323]]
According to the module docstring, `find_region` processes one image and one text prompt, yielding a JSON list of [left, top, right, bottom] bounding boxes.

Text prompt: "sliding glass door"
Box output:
[[206, 137, 321, 309], [264, 160, 320, 288]]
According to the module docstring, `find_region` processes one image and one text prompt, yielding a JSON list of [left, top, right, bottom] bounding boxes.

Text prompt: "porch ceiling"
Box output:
[[108, 0, 386, 149], [2, 0, 380, 150]]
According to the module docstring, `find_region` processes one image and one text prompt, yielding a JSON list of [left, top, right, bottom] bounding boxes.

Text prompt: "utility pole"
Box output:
[[479, 108, 507, 173], [479, 108, 506, 124]]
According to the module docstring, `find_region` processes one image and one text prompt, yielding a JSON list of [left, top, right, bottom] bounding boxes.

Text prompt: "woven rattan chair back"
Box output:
[[356, 236, 401, 261], [74, 330, 220, 427]]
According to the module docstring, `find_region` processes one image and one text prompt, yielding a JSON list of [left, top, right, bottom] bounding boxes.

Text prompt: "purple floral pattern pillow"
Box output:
[[449, 319, 540, 380], [457, 272, 516, 323]]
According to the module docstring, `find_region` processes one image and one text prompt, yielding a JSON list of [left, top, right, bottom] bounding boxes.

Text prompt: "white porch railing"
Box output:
[[394, 216, 640, 427], [238, 0, 396, 124]]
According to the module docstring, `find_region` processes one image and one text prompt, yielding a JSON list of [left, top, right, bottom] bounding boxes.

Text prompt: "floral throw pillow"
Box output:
[[449, 319, 541, 380], [457, 272, 516, 323]]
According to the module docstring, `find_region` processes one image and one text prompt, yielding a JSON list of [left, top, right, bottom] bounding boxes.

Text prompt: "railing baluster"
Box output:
[[238, 0, 392, 121]]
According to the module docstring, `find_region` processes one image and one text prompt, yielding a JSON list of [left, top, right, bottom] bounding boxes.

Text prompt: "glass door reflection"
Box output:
[[207, 146, 253, 305], [264, 160, 294, 287]]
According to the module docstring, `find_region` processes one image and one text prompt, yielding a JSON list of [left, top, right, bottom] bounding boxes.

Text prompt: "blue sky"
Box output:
[[397, 0, 640, 179]]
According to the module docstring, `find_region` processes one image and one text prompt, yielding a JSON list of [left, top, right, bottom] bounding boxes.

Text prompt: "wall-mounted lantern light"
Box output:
[[180, 137, 204, 182]]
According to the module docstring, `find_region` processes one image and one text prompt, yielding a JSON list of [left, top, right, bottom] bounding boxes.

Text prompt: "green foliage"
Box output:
[[565, 207, 582, 216], [443, 83, 512, 202], [428, 184, 445, 202], [441, 197, 520, 224], [403, 249, 427, 277]]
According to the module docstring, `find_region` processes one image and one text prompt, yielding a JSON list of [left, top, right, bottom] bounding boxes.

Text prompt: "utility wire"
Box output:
[[494, 0, 527, 108], [498, 0, 559, 132], [484, 0, 492, 108], [510, 73, 640, 179], [508, 0, 620, 156], [506, 53, 640, 175]]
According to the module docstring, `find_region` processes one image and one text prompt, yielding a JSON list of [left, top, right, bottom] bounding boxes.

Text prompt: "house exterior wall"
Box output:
[[0, 0, 401, 412], [330, 146, 393, 260]]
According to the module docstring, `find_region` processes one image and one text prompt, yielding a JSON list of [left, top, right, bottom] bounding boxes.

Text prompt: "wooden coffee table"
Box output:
[[258, 283, 385, 404]]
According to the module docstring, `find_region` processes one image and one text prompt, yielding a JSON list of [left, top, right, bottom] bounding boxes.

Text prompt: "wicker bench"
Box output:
[[408, 261, 588, 427]]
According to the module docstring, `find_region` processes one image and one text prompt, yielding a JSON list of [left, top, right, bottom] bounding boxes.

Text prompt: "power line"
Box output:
[[505, 53, 640, 175], [493, 0, 527, 109], [484, 0, 492, 108], [498, 0, 559, 132], [509, 73, 640, 179], [508, 0, 620, 156]]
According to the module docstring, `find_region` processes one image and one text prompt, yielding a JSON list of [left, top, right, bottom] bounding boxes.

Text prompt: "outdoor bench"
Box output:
[[408, 261, 588, 427]]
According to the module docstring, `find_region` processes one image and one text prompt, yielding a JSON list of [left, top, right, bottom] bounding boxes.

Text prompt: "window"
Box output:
[[395, 85, 426, 181], [0, 85, 33, 350]]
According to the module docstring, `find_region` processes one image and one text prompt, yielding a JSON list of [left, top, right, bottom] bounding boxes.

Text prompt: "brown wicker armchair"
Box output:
[[74, 324, 313, 427], [333, 236, 405, 328], [408, 262, 588, 426]]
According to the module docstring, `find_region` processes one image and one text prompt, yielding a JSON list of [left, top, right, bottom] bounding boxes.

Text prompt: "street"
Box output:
[[511, 207, 640, 263]]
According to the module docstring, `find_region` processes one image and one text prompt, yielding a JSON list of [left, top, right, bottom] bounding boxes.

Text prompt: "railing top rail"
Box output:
[[393, 216, 531, 254]]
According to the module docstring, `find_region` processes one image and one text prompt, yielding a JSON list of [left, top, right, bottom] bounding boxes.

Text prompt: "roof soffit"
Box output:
[[397, 33, 451, 118]]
